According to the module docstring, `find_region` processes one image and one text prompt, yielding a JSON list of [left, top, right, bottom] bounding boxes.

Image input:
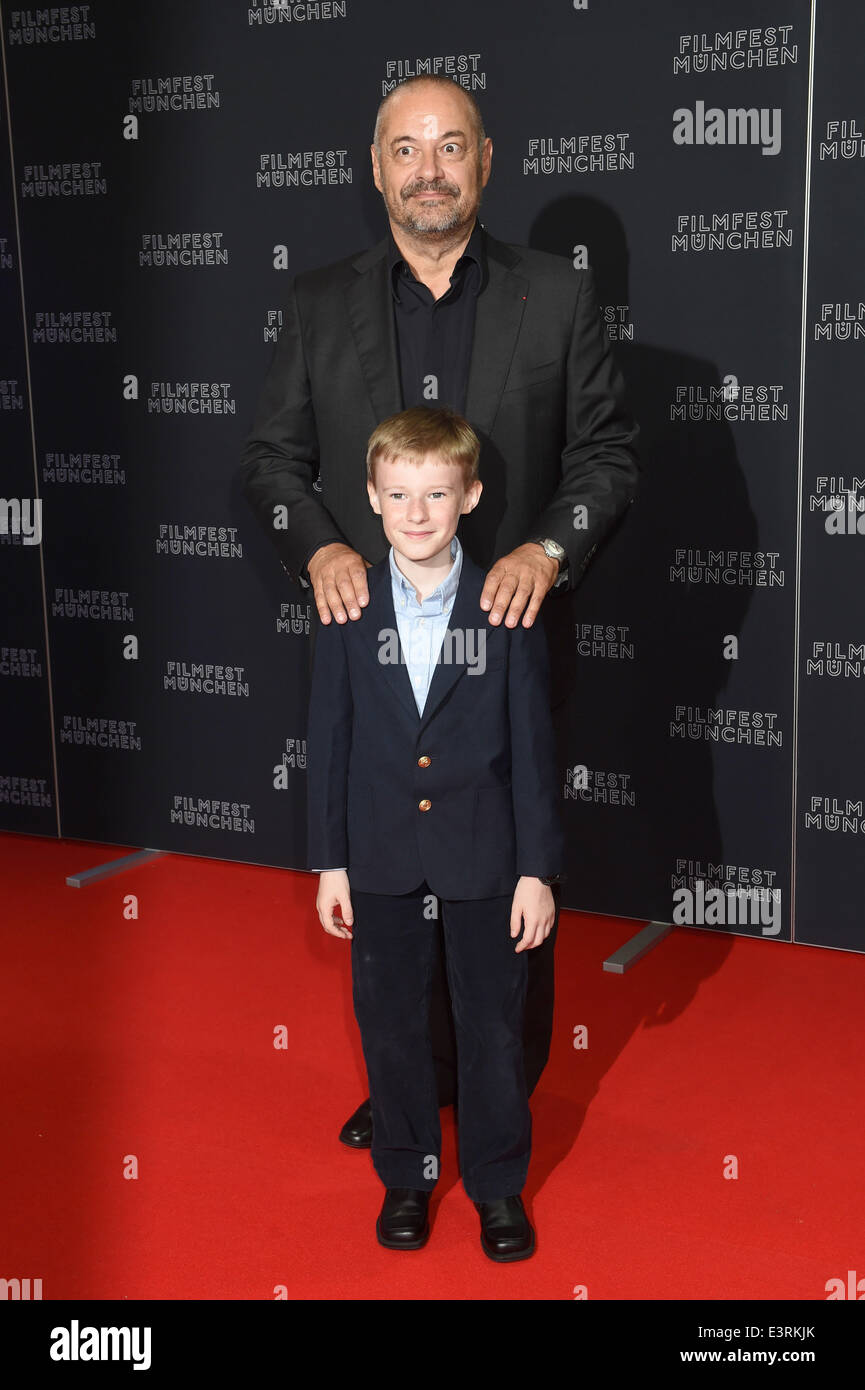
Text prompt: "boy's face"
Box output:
[[367, 453, 482, 565]]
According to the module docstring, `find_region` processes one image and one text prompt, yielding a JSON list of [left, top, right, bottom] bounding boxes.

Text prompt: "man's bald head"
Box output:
[[372, 76, 486, 157]]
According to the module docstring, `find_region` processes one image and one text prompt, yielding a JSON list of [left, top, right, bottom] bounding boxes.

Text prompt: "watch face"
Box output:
[[545, 540, 566, 561]]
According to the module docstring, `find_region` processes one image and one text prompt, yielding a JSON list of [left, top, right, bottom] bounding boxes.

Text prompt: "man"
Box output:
[[239, 75, 639, 1149]]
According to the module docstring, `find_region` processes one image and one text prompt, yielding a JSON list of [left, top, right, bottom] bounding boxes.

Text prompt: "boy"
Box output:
[[306, 405, 565, 1261]]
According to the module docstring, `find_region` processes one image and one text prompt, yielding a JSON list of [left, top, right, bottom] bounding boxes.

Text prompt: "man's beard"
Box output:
[[389, 180, 479, 238]]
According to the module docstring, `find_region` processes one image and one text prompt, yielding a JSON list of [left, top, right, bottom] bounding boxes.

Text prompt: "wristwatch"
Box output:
[[539, 874, 563, 887], [530, 537, 568, 587]]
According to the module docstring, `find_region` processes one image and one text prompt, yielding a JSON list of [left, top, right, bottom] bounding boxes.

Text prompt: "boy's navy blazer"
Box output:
[[306, 550, 566, 899]]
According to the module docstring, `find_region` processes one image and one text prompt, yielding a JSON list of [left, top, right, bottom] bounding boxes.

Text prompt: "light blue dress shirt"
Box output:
[[389, 534, 463, 714]]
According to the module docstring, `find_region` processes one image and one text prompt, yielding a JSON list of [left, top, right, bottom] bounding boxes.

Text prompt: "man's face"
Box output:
[[367, 453, 482, 563], [371, 83, 492, 240]]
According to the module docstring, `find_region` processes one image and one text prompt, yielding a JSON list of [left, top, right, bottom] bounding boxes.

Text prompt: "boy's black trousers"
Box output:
[[350, 878, 559, 1201], [429, 886, 560, 1108]]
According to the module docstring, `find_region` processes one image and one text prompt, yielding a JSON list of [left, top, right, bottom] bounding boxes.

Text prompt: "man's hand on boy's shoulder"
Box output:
[[308, 542, 372, 626], [316, 869, 354, 939], [510, 877, 556, 953], [480, 543, 561, 630]]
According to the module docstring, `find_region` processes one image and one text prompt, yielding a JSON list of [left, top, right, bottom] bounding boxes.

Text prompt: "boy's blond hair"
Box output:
[[366, 405, 481, 489]]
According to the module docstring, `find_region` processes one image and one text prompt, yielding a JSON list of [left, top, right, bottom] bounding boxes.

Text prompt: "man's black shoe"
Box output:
[[338, 1097, 372, 1148], [474, 1195, 535, 1261], [376, 1187, 431, 1250]]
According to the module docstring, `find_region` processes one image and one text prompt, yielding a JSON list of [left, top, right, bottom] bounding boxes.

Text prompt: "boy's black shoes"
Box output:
[[474, 1195, 535, 1261], [376, 1188, 432, 1249], [339, 1097, 372, 1147]]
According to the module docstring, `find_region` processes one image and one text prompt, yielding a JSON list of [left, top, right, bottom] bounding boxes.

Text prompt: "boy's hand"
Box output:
[[316, 870, 354, 939], [510, 876, 555, 952]]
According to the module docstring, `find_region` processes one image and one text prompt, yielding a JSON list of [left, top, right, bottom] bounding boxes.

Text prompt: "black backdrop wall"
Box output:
[[1, 1, 862, 952]]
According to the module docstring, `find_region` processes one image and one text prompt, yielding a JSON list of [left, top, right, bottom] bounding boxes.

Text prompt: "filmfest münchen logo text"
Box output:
[[673, 27, 797, 76], [171, 796, 254, 833], [1, 380, 24, 410], [804, 795, 865, 834], [128, 74, 219, 114], [7, 8, 95, 44], [670, 706, 782, 747], [0, 776, 52, 807], [806, 642, 865, 678], [257, 151, 351, 188], [524, 134, 634, 175], [156, 525, 242, 558], [819, 120, 864, 159], [248, 1, 348, 25], [670, 549, 784, 587], [21, 161, 106, 196], [381, 55, 484, 94], [673, 210, 791, 252], [32, 311, 115, 343]]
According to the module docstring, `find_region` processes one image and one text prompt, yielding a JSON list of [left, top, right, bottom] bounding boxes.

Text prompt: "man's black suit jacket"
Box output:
[[306, 551, 566, 900], [239, 224, 639, 591]]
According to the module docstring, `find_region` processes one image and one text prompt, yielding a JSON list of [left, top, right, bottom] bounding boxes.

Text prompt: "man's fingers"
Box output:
[[503, 578, 536, 628], [487, 572, 519, 625], [479, 566, 504, 612], [519, 581, 548, 628], [313, 588, 333, 624], [335, 574, 363, 621], [319, 575, 348, 623], [347, 559, 371, 605]]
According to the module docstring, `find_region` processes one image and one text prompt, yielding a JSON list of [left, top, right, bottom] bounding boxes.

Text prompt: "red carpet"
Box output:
[[1, 832, 860, 1300]]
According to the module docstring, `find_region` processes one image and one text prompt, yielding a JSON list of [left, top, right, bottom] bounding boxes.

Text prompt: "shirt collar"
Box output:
[[387, 219, 487, 299], [389, 534, 463, 613]]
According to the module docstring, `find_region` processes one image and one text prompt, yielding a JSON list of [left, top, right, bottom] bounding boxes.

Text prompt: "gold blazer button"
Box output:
[[418, 799, 432, 812], [417, 755, 431, 767]]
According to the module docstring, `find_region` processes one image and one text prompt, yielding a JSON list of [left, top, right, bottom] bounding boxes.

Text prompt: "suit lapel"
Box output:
[[417, 558, 487, 734], [346, 228, 529, 435], [363, 558, 422, 724], [344, 244, 402, 424], [464, 231, 530, 436]]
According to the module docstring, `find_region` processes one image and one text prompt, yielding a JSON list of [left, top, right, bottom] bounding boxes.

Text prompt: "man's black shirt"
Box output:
[[301, 220, 487, 579], [386, 217, 487, 417]]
